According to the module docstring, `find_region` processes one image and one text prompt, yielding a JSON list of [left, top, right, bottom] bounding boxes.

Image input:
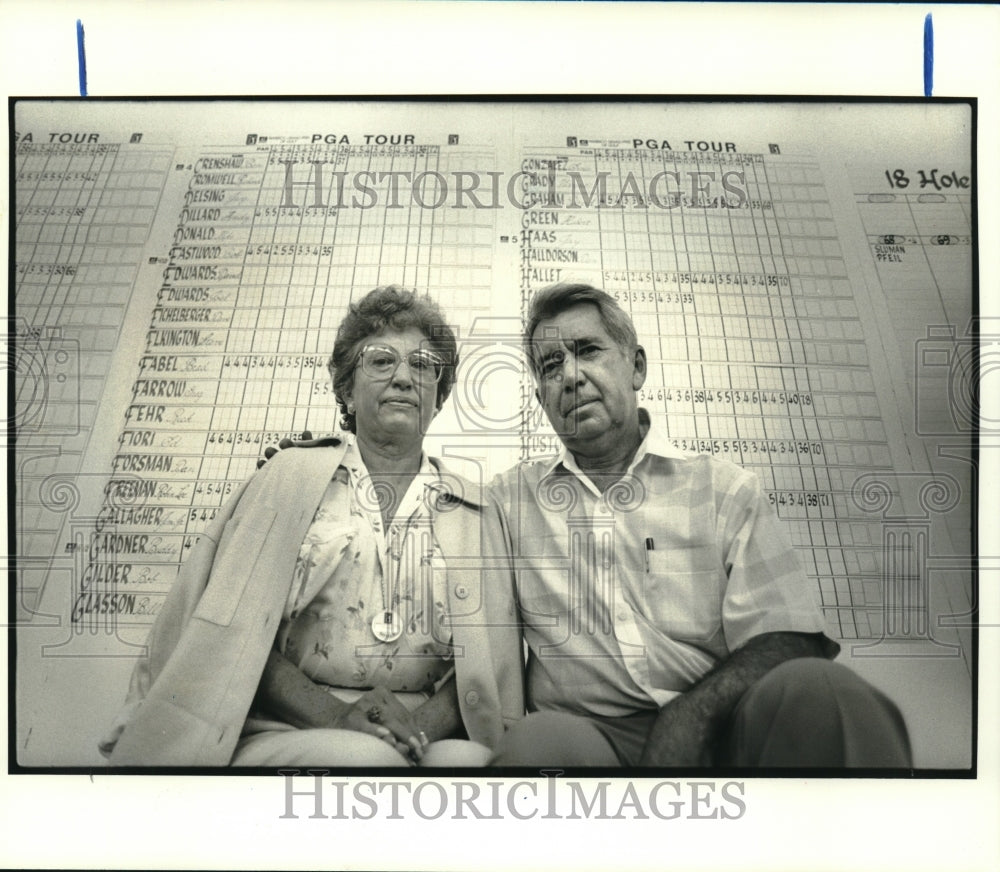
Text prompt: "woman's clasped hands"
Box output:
[[333, 685, 429, 764]]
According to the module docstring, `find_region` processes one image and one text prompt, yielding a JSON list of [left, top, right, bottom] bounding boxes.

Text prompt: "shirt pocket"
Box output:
[[642, 547, 724, 644]]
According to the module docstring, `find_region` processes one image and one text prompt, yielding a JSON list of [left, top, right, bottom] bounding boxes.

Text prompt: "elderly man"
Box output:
[[488, 282, 910, 768]]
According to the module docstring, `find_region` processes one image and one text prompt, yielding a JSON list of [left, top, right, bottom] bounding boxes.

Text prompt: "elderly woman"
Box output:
[[101, 286, 524, 766]]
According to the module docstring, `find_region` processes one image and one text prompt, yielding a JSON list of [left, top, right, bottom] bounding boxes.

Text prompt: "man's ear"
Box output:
[[632, 345, 648, 391], [534, 388, 542, 406]]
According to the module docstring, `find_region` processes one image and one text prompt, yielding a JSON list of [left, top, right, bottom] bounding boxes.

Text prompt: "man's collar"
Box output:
[[632, 407, 688, 465], [540, 408, 686, 482]]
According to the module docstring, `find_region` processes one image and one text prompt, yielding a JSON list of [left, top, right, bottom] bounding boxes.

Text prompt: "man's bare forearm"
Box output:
[[639, 631, 833, 766]]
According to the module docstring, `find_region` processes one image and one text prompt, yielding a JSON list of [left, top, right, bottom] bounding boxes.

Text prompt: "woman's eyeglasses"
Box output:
[[356, 344, 446, 385]]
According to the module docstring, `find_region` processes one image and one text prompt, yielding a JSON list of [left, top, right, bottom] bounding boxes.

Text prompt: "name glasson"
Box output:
[[279, 772, 747, 821]]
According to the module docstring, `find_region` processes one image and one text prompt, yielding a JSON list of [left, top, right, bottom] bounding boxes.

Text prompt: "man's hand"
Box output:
[[256, 430, 315, 468]]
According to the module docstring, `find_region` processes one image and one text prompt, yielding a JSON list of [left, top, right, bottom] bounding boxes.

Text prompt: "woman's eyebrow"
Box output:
[[369, 340, 422, 353]]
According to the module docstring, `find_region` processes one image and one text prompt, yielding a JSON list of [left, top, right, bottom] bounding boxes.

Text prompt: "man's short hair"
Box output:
[[523, 282, 638, 376]]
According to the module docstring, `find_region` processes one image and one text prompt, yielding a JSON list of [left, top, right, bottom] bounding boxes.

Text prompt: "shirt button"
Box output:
[[465, 690, 480, 707], [616, 609, 629, 622], [455, 584, 469, 599]]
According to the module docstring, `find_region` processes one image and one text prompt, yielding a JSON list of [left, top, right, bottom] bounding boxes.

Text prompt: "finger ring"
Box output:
[[366, 705, 382, 724]]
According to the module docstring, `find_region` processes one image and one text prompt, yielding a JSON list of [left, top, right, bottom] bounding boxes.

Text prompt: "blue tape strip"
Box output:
[[77, 19, 88, 97], [923, 14, 933, 98]]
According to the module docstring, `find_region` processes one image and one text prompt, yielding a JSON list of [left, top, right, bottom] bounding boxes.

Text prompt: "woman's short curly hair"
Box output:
[[327, 286, 459, 434]]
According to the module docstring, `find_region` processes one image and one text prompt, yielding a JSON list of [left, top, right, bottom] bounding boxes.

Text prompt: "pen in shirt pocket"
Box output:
[[645, 537, 654, 573]]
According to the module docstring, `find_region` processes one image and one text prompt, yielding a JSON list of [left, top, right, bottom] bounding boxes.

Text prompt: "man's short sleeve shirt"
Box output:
[[492, 414, 831, 717]]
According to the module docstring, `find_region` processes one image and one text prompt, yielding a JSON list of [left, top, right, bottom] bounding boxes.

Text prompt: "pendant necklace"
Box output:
[[372, 525, 404, 642], [371, 609, 403, 643]]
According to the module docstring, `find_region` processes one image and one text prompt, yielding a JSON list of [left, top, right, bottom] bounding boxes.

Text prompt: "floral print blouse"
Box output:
[[273, 441, 453, 694]]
